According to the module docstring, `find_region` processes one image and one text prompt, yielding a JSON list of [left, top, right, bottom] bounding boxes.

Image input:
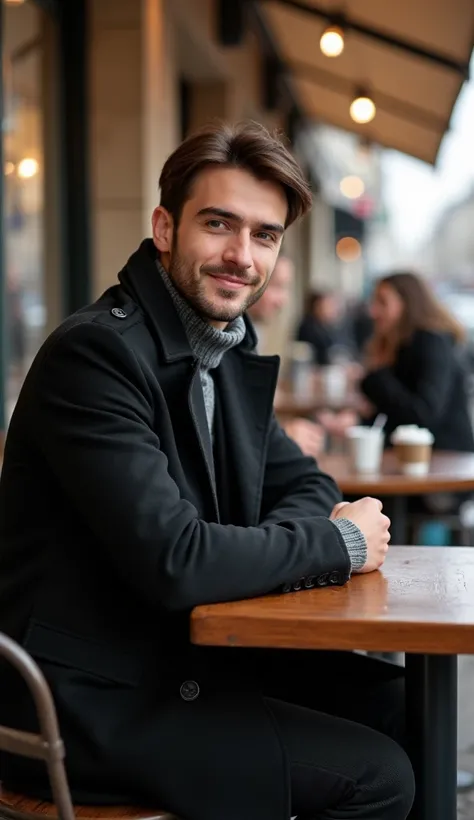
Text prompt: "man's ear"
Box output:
[[151, 206, 174, 253]]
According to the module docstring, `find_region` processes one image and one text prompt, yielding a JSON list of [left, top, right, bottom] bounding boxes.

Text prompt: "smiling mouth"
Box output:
[[210, 274, 249, 289]]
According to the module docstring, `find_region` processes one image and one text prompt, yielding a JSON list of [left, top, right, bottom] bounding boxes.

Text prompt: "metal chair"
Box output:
[[0, 633, 177, 820]]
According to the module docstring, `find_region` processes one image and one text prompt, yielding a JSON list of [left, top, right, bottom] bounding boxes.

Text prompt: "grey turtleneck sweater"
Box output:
[[158, 259, 246, 432], [157, 259, 366, 572]]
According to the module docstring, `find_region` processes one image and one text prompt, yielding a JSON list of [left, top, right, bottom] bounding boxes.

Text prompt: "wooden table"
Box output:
[[274, 389, 359, 417], [319, 450, 474, 543], [274, 370, 360, 417], [192, 547, 474, 820]]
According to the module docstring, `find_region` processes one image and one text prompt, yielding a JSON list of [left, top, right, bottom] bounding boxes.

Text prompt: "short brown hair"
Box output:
[[159, 120, 312, 228]]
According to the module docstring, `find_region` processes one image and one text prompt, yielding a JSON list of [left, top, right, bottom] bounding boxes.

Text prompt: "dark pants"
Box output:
[[241, 648, 414, 819]]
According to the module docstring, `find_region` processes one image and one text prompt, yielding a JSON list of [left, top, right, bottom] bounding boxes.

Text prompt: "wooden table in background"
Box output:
[[318, 450, 474, 542], [274, 389, 359, 417], [274, 370, 360, 418], [192, 547, 474, 820]]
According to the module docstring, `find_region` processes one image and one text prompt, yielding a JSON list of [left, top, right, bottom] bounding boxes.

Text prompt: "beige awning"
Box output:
[[259, 0, 474, 164]]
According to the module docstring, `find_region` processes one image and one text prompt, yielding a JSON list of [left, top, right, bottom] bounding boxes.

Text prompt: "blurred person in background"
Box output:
[[297, 290, 352, 366], [248, 255, 324, 458], [360, 271, 474, 452], [351, 298, 374, 359]]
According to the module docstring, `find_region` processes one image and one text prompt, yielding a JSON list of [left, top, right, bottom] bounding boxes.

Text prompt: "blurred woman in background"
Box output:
[[360, 271, 474, 452]]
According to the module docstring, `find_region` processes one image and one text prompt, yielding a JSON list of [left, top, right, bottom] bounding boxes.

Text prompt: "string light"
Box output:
[[339, 175, 365, 199], [336, 237, 362, 262], [18, 158, 39, 179], [350, 93, 376, 124], [320, 25, 344, 58]]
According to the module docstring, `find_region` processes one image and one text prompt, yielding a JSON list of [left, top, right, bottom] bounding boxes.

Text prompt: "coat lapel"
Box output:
[[215, 349, 280, 526], [188, 360, 219, 518]]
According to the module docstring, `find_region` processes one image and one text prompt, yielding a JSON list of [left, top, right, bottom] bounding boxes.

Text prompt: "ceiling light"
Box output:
[[350, 93, 376, 124], [320, 25, 344, 58], [17, 158, 39, 179], [336, 236, 362, 262], [339, 175, 365, 199], [4, 161, 15, 176]]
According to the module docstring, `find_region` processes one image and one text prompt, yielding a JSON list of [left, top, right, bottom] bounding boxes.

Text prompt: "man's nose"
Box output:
[[222, 233, 252, 270]]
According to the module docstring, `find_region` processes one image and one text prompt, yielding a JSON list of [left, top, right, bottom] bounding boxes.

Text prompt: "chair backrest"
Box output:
[[0, 633, 75, 820]]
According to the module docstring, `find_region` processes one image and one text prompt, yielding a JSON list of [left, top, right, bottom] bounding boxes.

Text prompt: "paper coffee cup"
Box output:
[[346, 426, 384, 475], [391, 426, 434, 476]]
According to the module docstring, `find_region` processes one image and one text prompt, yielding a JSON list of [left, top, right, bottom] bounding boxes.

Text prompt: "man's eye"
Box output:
[[256, 232, 274, 242], [207, 220, 226, 229]]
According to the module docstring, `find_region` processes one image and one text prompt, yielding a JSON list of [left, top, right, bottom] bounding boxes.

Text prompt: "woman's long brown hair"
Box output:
[[367, 271, 466, 363]]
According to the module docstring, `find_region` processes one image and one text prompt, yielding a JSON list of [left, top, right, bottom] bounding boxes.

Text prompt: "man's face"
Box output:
[[152, 167, 287, 328], [248, 257, 294, 324]]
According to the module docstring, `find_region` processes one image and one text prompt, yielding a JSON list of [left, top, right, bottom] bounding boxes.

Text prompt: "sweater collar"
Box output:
[[156, 257, 246, 370]]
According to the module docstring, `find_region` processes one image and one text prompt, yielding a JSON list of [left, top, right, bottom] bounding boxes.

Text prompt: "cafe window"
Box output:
[[2, 0, 61, 422]]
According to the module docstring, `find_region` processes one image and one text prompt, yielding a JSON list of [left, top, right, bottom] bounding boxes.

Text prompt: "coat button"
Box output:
[[180, 680, 200, 702], [292, 578, 304, 592], [329, 571, 341, 585], [304, 576, 316, 589], [282, 583, 292, 593], [317, 573, 329, 586], [111, 307, 127, 319]]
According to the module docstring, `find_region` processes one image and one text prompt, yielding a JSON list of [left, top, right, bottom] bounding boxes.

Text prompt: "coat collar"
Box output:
[[118, 239, 259, 363]]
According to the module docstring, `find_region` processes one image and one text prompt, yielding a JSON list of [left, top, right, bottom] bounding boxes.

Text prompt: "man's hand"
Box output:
[[282, 418, 325, 459], [332, 497, 391, 574]]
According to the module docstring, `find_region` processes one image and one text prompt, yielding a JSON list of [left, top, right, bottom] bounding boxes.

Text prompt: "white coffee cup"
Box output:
[[321, 365, 347, 403], [346, 425, 384, 475], [290, 342, 314, 400], [391, 425, 434, 476]]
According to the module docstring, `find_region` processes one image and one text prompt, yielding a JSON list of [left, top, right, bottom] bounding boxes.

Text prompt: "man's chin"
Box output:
[[197, 291, 249, 323]]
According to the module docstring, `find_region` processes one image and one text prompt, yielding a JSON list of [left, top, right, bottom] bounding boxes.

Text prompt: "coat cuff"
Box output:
[[332, 518, 367, 571]]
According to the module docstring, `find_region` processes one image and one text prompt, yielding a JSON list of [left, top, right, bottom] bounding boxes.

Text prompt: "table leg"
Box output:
[[386, 495, 408, 544], [405, 653, 457, 820]]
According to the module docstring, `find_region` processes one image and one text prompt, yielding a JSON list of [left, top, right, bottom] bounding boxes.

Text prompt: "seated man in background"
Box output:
[[248, 254, 325, 459]]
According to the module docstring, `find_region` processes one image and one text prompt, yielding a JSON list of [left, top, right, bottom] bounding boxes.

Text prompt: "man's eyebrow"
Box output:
[[196, 207, 284, 235]]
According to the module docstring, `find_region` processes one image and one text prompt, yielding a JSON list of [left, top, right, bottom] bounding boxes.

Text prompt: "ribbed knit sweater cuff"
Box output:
[[332, 518, 367, 571]]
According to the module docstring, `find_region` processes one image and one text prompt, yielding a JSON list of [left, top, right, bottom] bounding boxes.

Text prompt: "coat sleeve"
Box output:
[[32, 323, 350, 611], [360, 332, 453, 430], [259, 416, 342, 523]]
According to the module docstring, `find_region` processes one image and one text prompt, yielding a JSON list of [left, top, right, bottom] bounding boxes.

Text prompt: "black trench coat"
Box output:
[[0, 240, 349, 820]]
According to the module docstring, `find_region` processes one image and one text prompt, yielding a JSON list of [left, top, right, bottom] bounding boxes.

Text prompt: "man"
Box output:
[[0, 122, 413, 820], [248, 254, 325, 459]]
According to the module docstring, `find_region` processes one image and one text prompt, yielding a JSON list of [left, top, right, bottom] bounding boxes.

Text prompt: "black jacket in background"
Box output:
[[0, 239, 347, 820], [297, 315, 345, 365], [361, 329, 474, 451]]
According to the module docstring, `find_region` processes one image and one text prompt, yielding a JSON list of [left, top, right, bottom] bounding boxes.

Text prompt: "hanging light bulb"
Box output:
[[339, 175, 365, 199], [18, 158, 39, 179], [320, 25, 344, 58], [336, 237, 362, 262], [350, 91, 376, 124]]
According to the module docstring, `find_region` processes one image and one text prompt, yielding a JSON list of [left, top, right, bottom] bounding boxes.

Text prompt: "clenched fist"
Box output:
[[331, 497, 391, 574]]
